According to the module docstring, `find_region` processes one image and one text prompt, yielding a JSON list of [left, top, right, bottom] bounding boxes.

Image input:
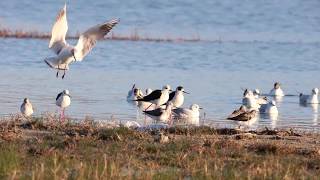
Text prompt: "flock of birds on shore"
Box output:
[[16, 4, 320, 126], [124, 82, 320, 125]]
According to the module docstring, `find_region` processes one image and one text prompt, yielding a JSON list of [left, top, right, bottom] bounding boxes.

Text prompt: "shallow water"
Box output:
[[0, 0, 320, 131]]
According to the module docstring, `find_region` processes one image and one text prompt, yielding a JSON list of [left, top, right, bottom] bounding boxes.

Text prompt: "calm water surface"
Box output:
[[0, 0, 319, 130]]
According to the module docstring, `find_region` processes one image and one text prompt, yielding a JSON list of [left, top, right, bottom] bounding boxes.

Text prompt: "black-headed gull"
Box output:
[[299, 88, 319, 104], [172, 104, 202, 119], [269, 82, 285, 97], [56, 90, 71, 121], [44, 4, 119, 79], [20, 98, 34, 117]]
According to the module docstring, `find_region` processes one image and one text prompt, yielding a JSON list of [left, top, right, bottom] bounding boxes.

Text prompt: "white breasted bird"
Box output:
[[172, 104, 202, 119], [260, 100, 278, 114], [269, 82, 285, 97], [299, 88, 319, 104], [56, 90, 71, 120], [44, 4, 119, 79], [144, 102, 174, 122], [135, 85, 171, 110], [166, 86, 189, 108], [20, 98, 34, 117]]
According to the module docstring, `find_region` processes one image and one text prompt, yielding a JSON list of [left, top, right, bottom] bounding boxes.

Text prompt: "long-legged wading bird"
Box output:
[[44, 4, 119, 79], [135, 85, 171, 110], [20, 98, 34, 117], [56, 90, 71, 121], [165, 86, 189, 108]]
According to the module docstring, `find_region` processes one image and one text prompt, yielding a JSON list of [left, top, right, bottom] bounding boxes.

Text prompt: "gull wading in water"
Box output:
[[56, 90, 71, 121], [44, 4, 119, 79]]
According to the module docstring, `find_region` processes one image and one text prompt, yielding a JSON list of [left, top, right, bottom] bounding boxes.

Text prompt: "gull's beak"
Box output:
[[169, 90, 173, 92], [183, 91, 190, 94], [199, 107, 203, 109]]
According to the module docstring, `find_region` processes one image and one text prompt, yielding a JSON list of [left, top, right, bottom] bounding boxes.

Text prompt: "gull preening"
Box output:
[[299, 88, 319, 104], [269, 82, 285, 97], [56, 90, 71, 120], [44, 4, 119, 79], [20, 98, 34, 117]]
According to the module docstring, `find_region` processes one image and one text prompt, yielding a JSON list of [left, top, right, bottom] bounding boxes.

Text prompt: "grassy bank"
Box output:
[[0, 116, 319, 179]]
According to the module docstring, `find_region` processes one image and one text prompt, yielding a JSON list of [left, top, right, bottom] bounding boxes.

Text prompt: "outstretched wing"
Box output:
[[49, 4, 68, 54], [75, 19, 119, 61]]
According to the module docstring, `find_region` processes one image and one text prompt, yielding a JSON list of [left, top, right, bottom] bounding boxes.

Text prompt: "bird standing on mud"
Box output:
[[20, 98, 34, 117], [44, 4, 119, 79], [56, 90, 71, 121]]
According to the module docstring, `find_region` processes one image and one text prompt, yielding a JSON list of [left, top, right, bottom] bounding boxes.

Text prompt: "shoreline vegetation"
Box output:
[[0, 115, 319, 179], [0, 27, 203, 43]]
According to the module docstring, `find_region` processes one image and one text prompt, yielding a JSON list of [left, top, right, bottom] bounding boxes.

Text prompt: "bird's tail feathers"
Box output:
[[44, 57, 69, 70]]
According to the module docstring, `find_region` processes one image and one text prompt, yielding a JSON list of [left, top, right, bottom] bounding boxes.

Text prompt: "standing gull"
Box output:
[[44, 4, 119, 79], [172, 104, 202, 119], [20, 98, 34, 117], [56, 90, 71, 120], [135, 85, 171, 110]]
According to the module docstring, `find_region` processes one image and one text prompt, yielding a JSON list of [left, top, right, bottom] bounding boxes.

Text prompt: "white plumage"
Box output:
[[44, 4, 119, 78], [299, 88, 319, 104], [172, 104, 201, 119], [56, 90, 71, 120], [269, 82, 285, 97], [20, 98, 34, 117]]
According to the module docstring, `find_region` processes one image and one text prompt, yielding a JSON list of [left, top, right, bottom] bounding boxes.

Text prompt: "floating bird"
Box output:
[[56, 90, 71, 120], [227, 109, 257, 121], [127, 84, 143, 101], [227, 105, 247, 120], [253, 89, 261, 98], [44, 4, 119, 79], [299, 88, 319, 104], [143, 102, 173, 122], [20, 98, 34, 117], [172, 104, 202, 119], [242, 89, 260, 109], [165, 86, 189, 108], [135, 85, 171, 110], [269, 82, 285, 96], [259, 100, 278, 114]]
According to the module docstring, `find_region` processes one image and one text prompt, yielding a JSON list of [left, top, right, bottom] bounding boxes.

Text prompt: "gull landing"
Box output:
[[44, 4, 119, 79]]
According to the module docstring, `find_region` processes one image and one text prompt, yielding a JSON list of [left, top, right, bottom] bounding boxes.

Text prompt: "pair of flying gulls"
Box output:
[[20, 90, 71, 121], [44, 4, 119, 79]]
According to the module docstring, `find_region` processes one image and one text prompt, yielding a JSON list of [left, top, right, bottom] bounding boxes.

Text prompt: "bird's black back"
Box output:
[[56, 92, 63, 101], [168, 91, 176, 101], [138, 90, 162, 101], [143, 108, 163, 116]]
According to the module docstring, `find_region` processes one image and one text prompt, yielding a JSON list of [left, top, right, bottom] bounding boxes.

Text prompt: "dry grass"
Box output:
[[0, 115, 319, 179]]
